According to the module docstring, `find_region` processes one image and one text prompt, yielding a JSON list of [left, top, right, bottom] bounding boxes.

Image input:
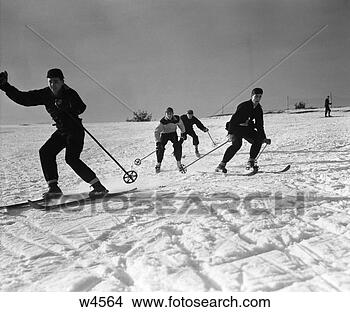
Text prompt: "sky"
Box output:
[[0, 0, 349, 124]]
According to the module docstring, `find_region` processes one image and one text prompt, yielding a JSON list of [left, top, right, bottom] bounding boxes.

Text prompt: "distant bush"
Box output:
[[126, 110, 152, 122], [294, 101, 306, 109]]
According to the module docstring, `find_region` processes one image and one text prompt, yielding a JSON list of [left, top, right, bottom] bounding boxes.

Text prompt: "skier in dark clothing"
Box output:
[[216, 88, 271, 173], [180, 109, 209, 157], [0, 69, 108, 198], [325, 96, 331, 117], [154, 107, 186, 173]]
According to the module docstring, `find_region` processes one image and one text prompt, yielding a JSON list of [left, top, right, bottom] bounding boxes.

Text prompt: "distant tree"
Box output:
[[126, 110, 152, 122], [294, 101, 306, 109]]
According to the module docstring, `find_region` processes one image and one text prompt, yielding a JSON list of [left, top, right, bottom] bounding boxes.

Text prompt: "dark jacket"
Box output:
[[180, 114, 206, 133], [226, 100, 266, 139], [0, 82, 86, 132], [325, 98, 330, 107]]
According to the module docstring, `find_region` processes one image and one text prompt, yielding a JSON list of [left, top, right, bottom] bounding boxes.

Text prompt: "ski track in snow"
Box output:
[[0, 108, 349, 291]]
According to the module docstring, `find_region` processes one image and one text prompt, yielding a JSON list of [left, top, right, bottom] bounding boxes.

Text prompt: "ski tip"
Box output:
[[282, 164, 291, 172]]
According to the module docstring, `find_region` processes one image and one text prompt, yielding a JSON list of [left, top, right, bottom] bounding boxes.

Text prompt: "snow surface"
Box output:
[[0, 107, 349, 291]]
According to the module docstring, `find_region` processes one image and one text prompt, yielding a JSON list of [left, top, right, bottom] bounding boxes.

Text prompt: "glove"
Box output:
[[156, 142, 162, 149], [181, 133, 187, 140], [0, 71, 8, 87], [263, 138, 271, 145], [203, 127, 209, 132]]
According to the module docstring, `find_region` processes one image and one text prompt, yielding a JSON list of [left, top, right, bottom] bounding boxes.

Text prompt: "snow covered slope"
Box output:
[[0, 108, 349, 291]]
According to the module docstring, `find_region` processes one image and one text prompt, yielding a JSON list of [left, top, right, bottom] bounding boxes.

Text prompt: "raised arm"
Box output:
[[0, 71, 45, 107]]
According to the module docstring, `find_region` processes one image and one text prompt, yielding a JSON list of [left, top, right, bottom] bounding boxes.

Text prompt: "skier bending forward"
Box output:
[[154, 107, 187, 173], [216, 88, 271, 173]]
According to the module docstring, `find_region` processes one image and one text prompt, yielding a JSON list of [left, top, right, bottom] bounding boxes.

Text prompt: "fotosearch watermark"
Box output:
[[51, 190, 325, 217]]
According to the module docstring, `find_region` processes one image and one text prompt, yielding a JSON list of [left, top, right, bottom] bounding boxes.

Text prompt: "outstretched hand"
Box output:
[[263, 138, 271, 145], [0, 71, 8, 86]]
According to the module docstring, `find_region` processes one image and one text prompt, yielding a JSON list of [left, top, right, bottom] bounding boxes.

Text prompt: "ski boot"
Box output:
[[246, 158, 259, 171], [155, 164, 161, 173], [89, 181, 109, 198], [215, 163, 227, 173], [177, 162, 186, 173], [195, 146, 201, 158], [42, 183, 63, 199]]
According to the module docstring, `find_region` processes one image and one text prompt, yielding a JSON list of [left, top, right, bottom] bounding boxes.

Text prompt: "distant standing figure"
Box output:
[[325, 96, 331, 117], [0, 69, 108, 198], [180, 109, 209, 157], [154, 107, 187, 173]]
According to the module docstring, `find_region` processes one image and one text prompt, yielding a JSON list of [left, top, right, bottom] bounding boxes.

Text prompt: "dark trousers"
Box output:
[[156, 132, 182, 163], [186, 130, 199, 146], [325, 106, 331, 117], [39, 129, 97, 184], [222, 127, 263, 164]]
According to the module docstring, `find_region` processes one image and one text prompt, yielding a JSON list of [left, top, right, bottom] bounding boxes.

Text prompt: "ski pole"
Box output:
[[207, 131, 217, 146], [80, 125, 137, 183], [179, 140, 229, 173], [61, 108, 137, 184], [135, 139, 186, 166], [255, 143, 268, 162], [134, 150, 156, 166]]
